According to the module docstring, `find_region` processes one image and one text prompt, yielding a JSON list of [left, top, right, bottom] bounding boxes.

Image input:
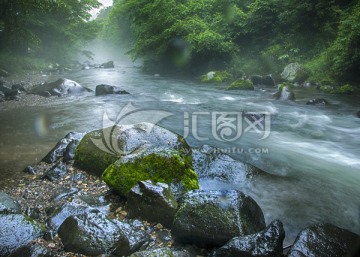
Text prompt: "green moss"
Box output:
[[278, 82, 295, 91], [319, 83, 355, 94], [74, 130, 119, 177], [201, 70, 233, 83], [102, 150, 199, 196], [226, 79, 254, 90]]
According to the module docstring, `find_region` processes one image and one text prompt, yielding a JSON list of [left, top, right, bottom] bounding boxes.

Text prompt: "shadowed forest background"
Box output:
[[1, 0, 360, 85]]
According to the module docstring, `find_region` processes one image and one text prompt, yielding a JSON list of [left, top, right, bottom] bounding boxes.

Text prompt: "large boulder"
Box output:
[[0, 214, 45, 256], [74, 123, 192, 177], [172, 190, 265, 247], [281, 63, 308, 83], [126, 180, 178, 228], [58, 212, 150, 256], [250, 75, 276, 87], [201, 71, 233, 83], [226, 79, 254, 90], [288, 223, 360, 257], [0, 192, 21, 214], [210, 219, 285, 257], [192, 145, 261, 184], [95, 84, 130, 96], [31, 78, 92, 97], [42, 131, 85, 163], [102, 149, 199, 198]]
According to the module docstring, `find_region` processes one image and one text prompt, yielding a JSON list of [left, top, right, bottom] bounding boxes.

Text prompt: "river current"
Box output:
[[0, 58, 359, 244]]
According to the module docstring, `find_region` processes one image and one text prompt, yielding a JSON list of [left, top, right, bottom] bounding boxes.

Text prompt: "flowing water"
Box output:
[[0, 58, 359, 245]]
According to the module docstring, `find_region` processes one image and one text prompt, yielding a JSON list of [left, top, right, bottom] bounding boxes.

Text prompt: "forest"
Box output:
[[1, 0, 360, 85]]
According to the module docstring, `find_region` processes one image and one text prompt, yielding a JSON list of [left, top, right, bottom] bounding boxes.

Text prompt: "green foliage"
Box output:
[[319, 84, 355, 94], [226, 79, 254, 90], [0, 53, 48, 73], [102, 150, 199, 196], [201, 70, 233, 83]]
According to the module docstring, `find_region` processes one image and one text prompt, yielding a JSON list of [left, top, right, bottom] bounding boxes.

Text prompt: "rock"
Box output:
[[274, 83, 295, 100], [0, 192, 21, 214], [42, 162, 67, 181], [210, 219, 285, 257], [306, 98, 329, 105], [319, 83, 355, 94], [130, 247, 174, 257], [250, 75, 276, 87], [42, 132, 85, 163], [101, 61, 115, 68], [46, 201, 97, 230], [12, 83, 26, 92], [74, 123, 192, 177], [0, 214, 45, 256], [22, 166, 37, 175], [357, 111, 360, 118], [31, 78, 92, 97], [288, 223, 360, 257], [281, 63, 308, 83], [58, 212, 149, 256], [95, 84, 130, 96], [102, 148, 199, 198], [63, 139, 81, 161], [201, 71, 233, 83], [0, 91, 4, 102], [192, 145, 261, 183], [172, 190, 266, 247], [0, 85, 20, 98], [0, 69, 9, 77], [50, 187, 79, 203], [8, 243, 55, 257], [226, 79, 254, 90], [126, 180, 178, 228]]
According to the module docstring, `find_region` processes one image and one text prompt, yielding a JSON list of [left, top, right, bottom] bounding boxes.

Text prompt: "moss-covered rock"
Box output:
[[281, 63, 308, 83], [226, 79, 254, 90], [201, 71, 233, 83], [102, 149, 199, 197], [274, 83, 295, 100], [319, 84, 355, 94]]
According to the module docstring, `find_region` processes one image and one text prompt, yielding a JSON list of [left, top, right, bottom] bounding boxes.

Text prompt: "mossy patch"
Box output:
[[201, 70, 233, 83], [319, 84, 355, 94], [74, 129, 119, 177], [226, 79, 254, 90], [102, 149, 199, 197]]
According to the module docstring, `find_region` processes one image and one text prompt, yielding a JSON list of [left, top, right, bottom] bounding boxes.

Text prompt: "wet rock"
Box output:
[[281, 63, 308, 83], [12, 83, 26, 92], [0, 91, 4, 102], [172, 190, 266, 247], [22, 166, 37, 175], [46, 201, 97, 230], [0, 214, 45, 256], [31, 78, 92, 97], [250, 75, 276, 87], [63, 139, 80, 161], [8, 243, 55, 257], [101, 61, 115, 68], [210, 219, 285, 257], [0, 85, 20, 98], [58, 212, 149, 256], [288, 223, 360, 257], [0, 192, 21, 214], [357, 111, 360, 118], [0, 69, 9, 77], [201, 71, 233, 83], [42, 132, 85, 163], [192, 145, 261, 184], [102, 148, 198, 198], [274, 84, 295, 100], [95, 84, 130, 96], [130, 247, 174, 257], [74, 122, 190, 177], [25, 207, 42, 220], [126, 180, 178, 228], [226, 79, 254, 90], [50, 187, 79, 203], [42, 162, 67, 181], [306, 98, 329, 105]]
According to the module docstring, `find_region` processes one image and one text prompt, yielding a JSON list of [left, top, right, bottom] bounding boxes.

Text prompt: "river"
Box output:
[[0, 58, 359, 245]]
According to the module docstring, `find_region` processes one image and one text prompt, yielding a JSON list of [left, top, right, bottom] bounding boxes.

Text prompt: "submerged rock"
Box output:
[[126, 180, 178, 228], [31, 78, 92, 97], [101, 61, 115, 68], [58, 212, 149, 256], [74, 123, 191, 177], [288, 223, 360, 257], [95, 84, 130, 96], [210, 219, 285, 257], [250, 75, 276, 87], [102, 149, 198, 197], [22, 166, 37, 175], [226, 79, 254, 90], [172, 190, 265, 247], [306, 98, 329, 105], [274, 83, 295, 100], [0, 214, 45, 256], [0, 192, 21, 214], [281, 63, 308, 83], [42, 162, 68, 181], [357, 111, 360, 118]]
